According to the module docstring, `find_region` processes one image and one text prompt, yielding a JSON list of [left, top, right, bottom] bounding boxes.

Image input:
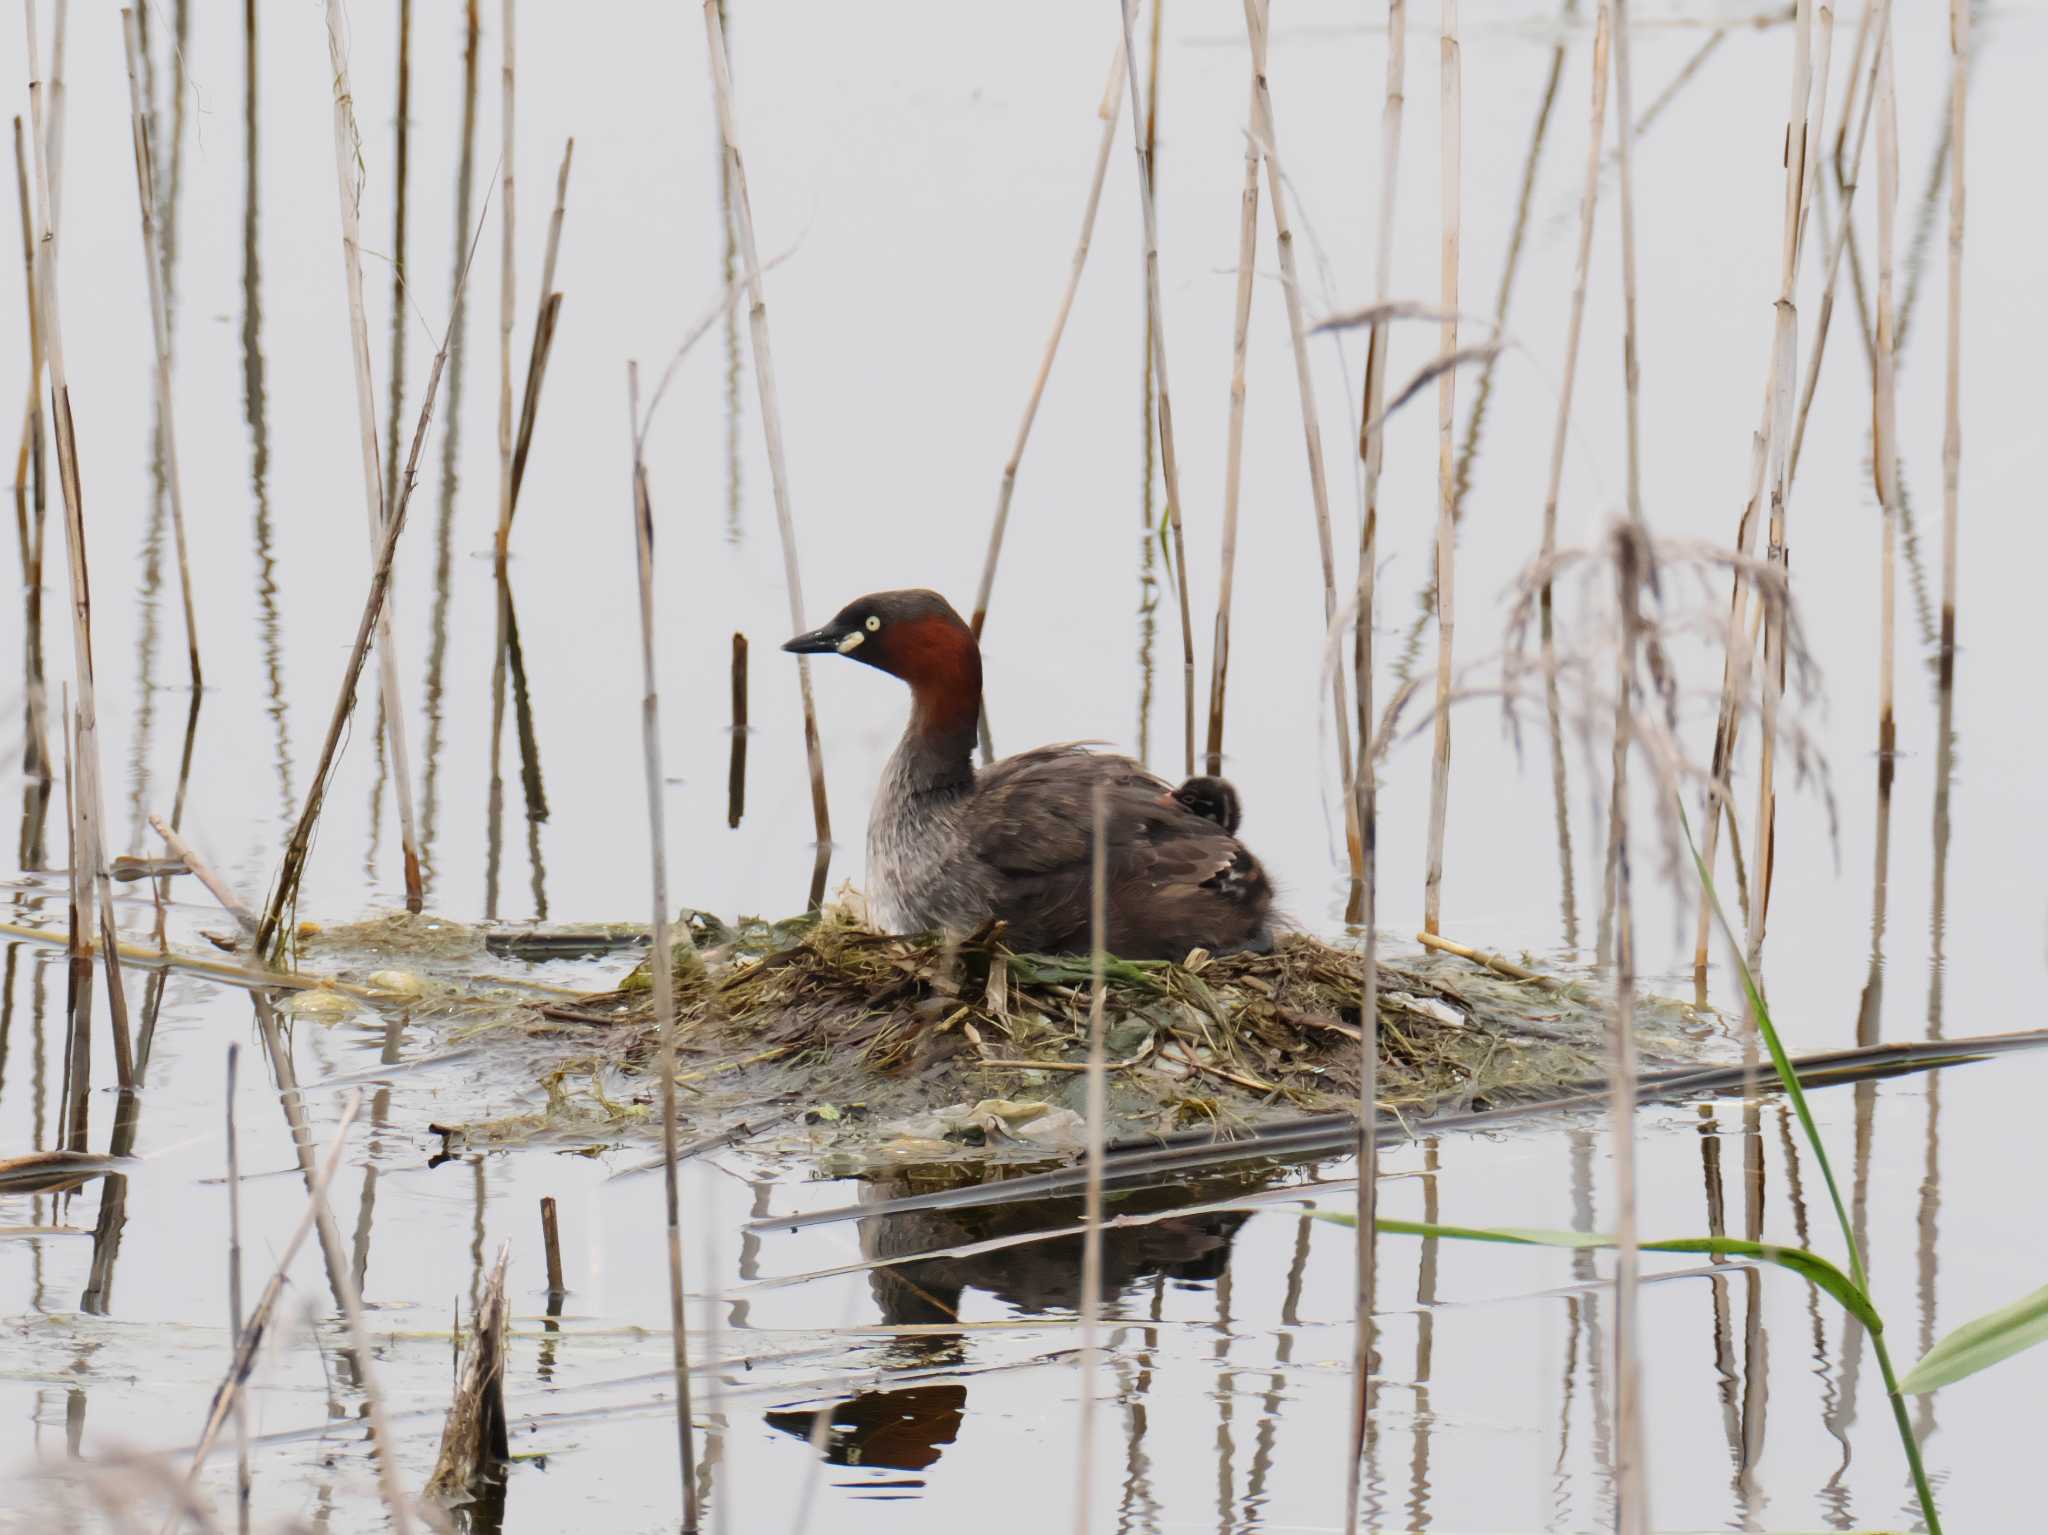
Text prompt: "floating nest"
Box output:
[[543, 899, 1724, 1154]]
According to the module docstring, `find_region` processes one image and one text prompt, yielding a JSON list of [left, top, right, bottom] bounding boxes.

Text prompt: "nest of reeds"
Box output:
[[552, 900, 1723, 1149]]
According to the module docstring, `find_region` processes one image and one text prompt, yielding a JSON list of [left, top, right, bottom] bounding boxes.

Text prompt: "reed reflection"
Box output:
[[420, 0, 483, 897], [242, 0, 295, 829]]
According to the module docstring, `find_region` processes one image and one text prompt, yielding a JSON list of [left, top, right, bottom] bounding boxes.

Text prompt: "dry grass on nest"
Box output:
[[556, 904, 1719, 1129]]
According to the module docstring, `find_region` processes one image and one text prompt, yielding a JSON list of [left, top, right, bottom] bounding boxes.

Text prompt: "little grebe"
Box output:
[[784, 589, 1274, 960]]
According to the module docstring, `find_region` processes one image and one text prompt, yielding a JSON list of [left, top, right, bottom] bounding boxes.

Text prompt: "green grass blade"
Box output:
[[1901, 1282, 2048, 1394], [1675, 801, 1868, 1294], [1313, 1213, 1880, 1330]]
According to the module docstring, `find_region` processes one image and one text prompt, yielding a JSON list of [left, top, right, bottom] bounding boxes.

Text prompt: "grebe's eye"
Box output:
[[864, 615, 882, 632]]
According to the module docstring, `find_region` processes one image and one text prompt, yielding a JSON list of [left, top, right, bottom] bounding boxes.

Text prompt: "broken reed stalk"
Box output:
[[1610, 0, 1644, 526], [119, 10, 200, 692], [323, 0, 425, 914], [1693, 0, 1860, 976], [224, 1046, 251, 1535], [507, 138, 571, 521], [728, 631, 747, 829], [1205, 37, 1260, 780], [1420, 0, 1459, 938], [1118, 0, 1197, 780], [702, 0, 831, 855], [539, 1195, 564, 1300], [256, 201, 482, 958], [424, 1243, 511, 1503], [972, 48, 1124, 651], [1346, 5, 1404, 1522], [1607, 529, 1649, 1535], [494, 0, 515, 564], [625, 364, 701, 1535], [180, 1089, 363, 1506], [1873, 20, 1898, 761], [1539, 2, 1611, 614], [1240, 0, 1361, 869], [150, 816, 256, 935], [1940, 0, 1965, 676], [25, 7, 135, 1092], [1073, 783, 1110, 1533]]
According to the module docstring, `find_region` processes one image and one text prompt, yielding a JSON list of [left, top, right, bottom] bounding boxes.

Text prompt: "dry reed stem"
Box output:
[[703, 0, 832, 853], [1344, 5, 1403, 1523], [1610, 0, 1645, 526], [1940, 0, 1965, 673], [1204, 39, 1261, 779], [323, 0, 425, 914], [178, 1089, 363, 1511], [1420, 0, 1459, 938], [626, 365, 700, 1535], [257, 201, 481, 958], [150, 816, 255, 935], [119, 13, 200, 692], [1118, 0, 1197, 779], [506, 139, 572, 519], [1786, 0, 1891, 491], [223, 1047, 250, 1535], [1074, 783, 1109, 1534], [1694, 0, 1871, 974], [25, 6, 135, 1091], [1240, 0, 1361, 868], [11, 115, 52, 796], [1539, 3, 1612, 609], [1873, 19, 1898, 760], [972, 49, 1124, 647], [1741, 0, 1817, 970], [494, 0, 515, 564]]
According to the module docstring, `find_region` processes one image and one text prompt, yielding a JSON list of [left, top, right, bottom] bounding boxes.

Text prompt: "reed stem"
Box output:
[[973, 48, 1124, 653], [1118, 0, 1197, 780], [1420, 0, 1459, 938], [1610, 0, 1644, 527], [1205, 34, 1260, 781], [119, 11, 200, 693], [178, 1088, 363, 1509], [1345, 4, 1403, 1518], [1873, 16, 1898, 764], [702, 0, 831, 855], [495, 0, 515, 565], [1239, 0, 1360, 867], [627, 364, 701, 1535], [508, 139, 572, 522], [323, 0, 424, 914], [25, 4, 135, 1093], [1940, 0, 1966, 677], [1540, 3, 1611, 615], [257, 199, 482, 958]]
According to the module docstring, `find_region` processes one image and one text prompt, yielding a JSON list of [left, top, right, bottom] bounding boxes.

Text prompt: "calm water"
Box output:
[[3, 0, 2045, 1529]]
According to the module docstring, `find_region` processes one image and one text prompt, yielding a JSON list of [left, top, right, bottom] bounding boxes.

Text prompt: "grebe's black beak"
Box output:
[[782, 620, 855, 656]]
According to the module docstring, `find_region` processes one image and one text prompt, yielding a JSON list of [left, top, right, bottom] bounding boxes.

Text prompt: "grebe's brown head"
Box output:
[[784, 589, 983, 732]]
